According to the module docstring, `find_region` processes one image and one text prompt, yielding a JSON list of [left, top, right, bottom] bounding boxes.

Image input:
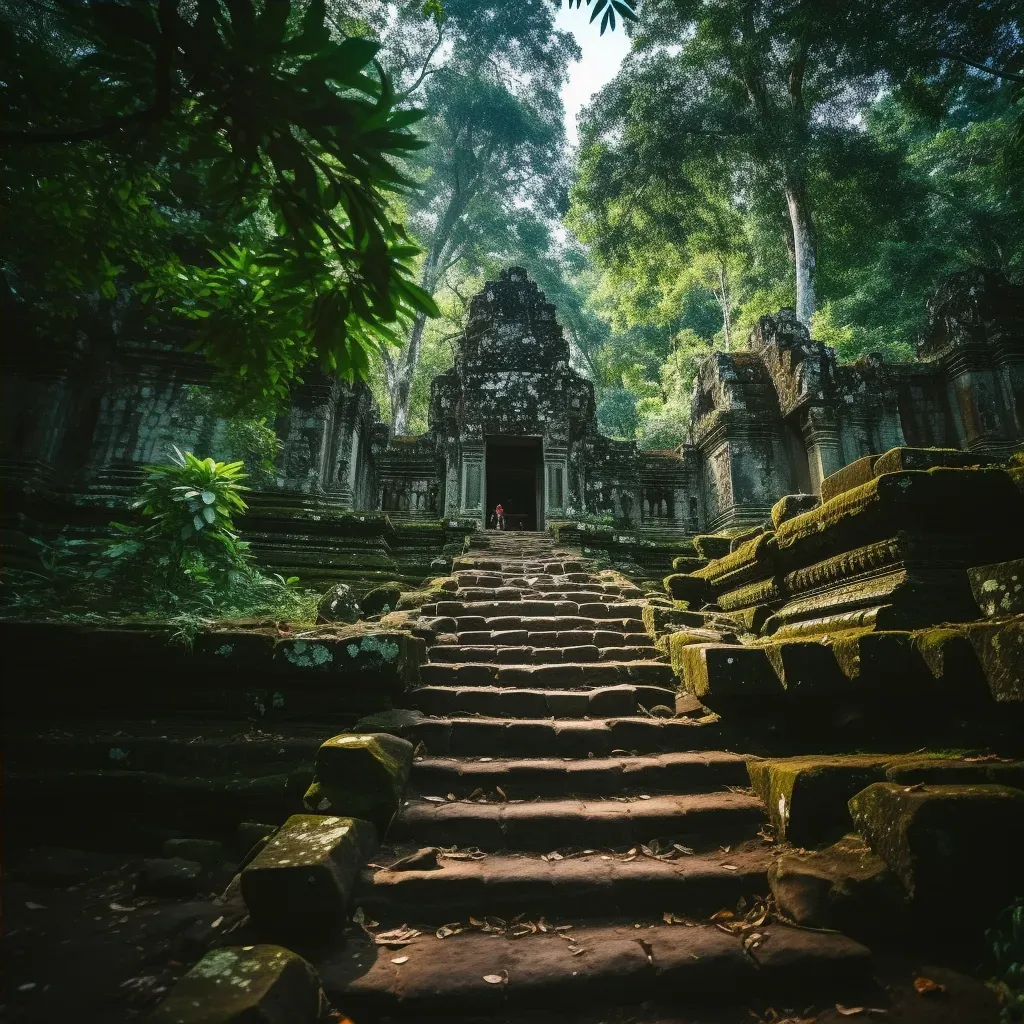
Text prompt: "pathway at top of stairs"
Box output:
[[315, 531, 873, 1019]]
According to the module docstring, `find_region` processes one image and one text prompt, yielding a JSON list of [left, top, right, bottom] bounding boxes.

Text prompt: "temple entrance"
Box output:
[[485, 436, 543, 530]]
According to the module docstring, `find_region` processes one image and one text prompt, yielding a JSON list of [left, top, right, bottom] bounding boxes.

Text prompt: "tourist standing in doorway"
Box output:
[[495, 503, 505, 530]]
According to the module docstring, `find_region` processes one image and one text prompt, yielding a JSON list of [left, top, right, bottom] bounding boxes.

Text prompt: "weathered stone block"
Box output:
[[829, 631, 931, 693], [770, 493, 820, 529], [304, 732, 414, 828], [671, 555, 709, 573], [968, 558, 1024, 617], [967, 617, 1024, 702], [849, 782, 1024, 922], [761, 638, 850, 697], [147, 944, 324, 1023], [360, 583, 403, 617], [693, 534, 733, 560], [820, 455, 878, 504], [316, 583, 360, 624], [676, 643, 782, 707], [666, 628, 737, 675], [663, 573, 709, 607], [643, 604, 710, 638], [769, 834, 907, 937], [748, 754, 899, 847], [241, 814, 378, 931], [872, 445, 995, 476]]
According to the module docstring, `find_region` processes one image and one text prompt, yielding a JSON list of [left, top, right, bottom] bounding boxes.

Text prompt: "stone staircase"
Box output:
[[309, 532, 872, 1018]]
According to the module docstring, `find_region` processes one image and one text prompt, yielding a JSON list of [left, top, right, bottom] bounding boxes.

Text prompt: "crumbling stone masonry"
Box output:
[[1, 268, 1020, 579]]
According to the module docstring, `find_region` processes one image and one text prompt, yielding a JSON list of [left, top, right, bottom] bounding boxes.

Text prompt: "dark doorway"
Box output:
[[486, 436, 543, 531]]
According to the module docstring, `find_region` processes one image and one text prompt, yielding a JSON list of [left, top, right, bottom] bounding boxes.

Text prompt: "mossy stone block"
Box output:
[[671, 555, 709, 573], [820, 455, 878, 504], [666, 629, 737, 675], [762, 639, 850, 697], [240, 814, 378, 931], [663, 573, 709, 606], [146, 944, 324, 1024], [768, 833, 907, 938], [967, 618, 1024, 702], [872, 446, 995, 476], [360, 583, 403, 617], [304, 732, 414, 828], [316, 583, 361, 624], [848, 782, 1024, 922], [693, 534, 734, 560], [770, 493, 821, 529], [968, 559, 1024, 618], [748, 754, 902, 847], [677, 644, 782, 709]]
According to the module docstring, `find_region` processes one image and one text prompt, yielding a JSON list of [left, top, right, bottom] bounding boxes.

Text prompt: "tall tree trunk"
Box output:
[[785, 178, 817, 325], [717, 262, 732, 350], [389, 308, 428, 435]]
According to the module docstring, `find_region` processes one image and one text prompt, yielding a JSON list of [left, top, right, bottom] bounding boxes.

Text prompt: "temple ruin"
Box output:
[[2, 267, 1021, 577]]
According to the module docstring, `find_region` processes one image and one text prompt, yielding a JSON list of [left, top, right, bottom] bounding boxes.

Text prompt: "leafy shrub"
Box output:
[[987, 897, 1024, 1023]]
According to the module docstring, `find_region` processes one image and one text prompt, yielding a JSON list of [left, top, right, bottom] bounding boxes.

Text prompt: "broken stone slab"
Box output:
[[750, 754, 1024, 850], [848, 782, 1024, 925], [146, 944, 325, 1023], [769, 833, 908, 938], [968, 558, 1024, 617], [770, 492, 821, 529], [241, 814, 378, 931], [162, 838, 226, 868], [663, 573, 710, 607], [820, 455, 878, 504], [676, 643, 782, 710], [967, 617, 1024, 702], [748, 754, 903, 848], [316, 583, 361, 624], [872, 445, 997, 476], [760, 638, 851, 697], [136, 857, 204, 898], [303, 732, 414, 828]]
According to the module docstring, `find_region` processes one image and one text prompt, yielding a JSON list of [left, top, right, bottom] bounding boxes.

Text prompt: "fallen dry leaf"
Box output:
[[835, 1006, 865, 1017], [391, 956, 409, 965], [422, 795, 446, 803], [436, 923, 463, 938], [482, 971, 508, 985], [496, 785, 508, 801], [913, 976, 946, 996]]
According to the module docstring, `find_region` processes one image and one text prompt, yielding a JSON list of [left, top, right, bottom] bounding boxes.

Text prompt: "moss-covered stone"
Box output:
[[304, 732, 413, 829], [676, 644, 782, 708], [872, 445, 996, 476], [146, 944, 324, 1024], [671, 555, 709, 573], [360, 583, 403, 617], [643, 604, 717, 639], [748, 754, 902, 847], [968, 558, 1024, 618], [820, 455, 878, 504], [848, 782, 1024, 922], [693, 534, 734, 560], [967, 617, 1024, 702], [240, 814, 377, 931], [760, 638, 850, 697], [770, 492, 821, 529], [663, 573, 709, 606], [769, 833, 908, 938], [316, 583, 360, 624]]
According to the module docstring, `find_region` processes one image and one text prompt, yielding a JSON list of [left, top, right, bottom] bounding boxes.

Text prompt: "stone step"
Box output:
[[454, 616, 648, 633], [428, 645, 660, 665], [409, 684, 677, 718], [317, 921, 870, 1016], [456, 630, 654, 648], [450, 589, 628, 606], [354, 849, 770, 920], [390, 791, 766, 850], [411, 752, 752, 798], [408, 717, 723, 758], [431, 601, 646, 619], [418, 662, 676, 689]]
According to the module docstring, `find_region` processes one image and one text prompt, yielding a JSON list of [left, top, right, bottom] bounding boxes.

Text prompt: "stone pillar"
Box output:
[[801, 407, 844, 495], [543, 444, 568, 526], [460, 443, 485, 526]]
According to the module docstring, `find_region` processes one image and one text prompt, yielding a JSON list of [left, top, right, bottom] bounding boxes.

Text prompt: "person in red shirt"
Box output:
[[494, 503, 505, 530]]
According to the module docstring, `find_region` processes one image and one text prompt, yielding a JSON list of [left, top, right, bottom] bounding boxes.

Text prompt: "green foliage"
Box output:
[[562, 0, 638, 35], [986, 897, 1024, 1023], [1, 0, 439, 406]]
